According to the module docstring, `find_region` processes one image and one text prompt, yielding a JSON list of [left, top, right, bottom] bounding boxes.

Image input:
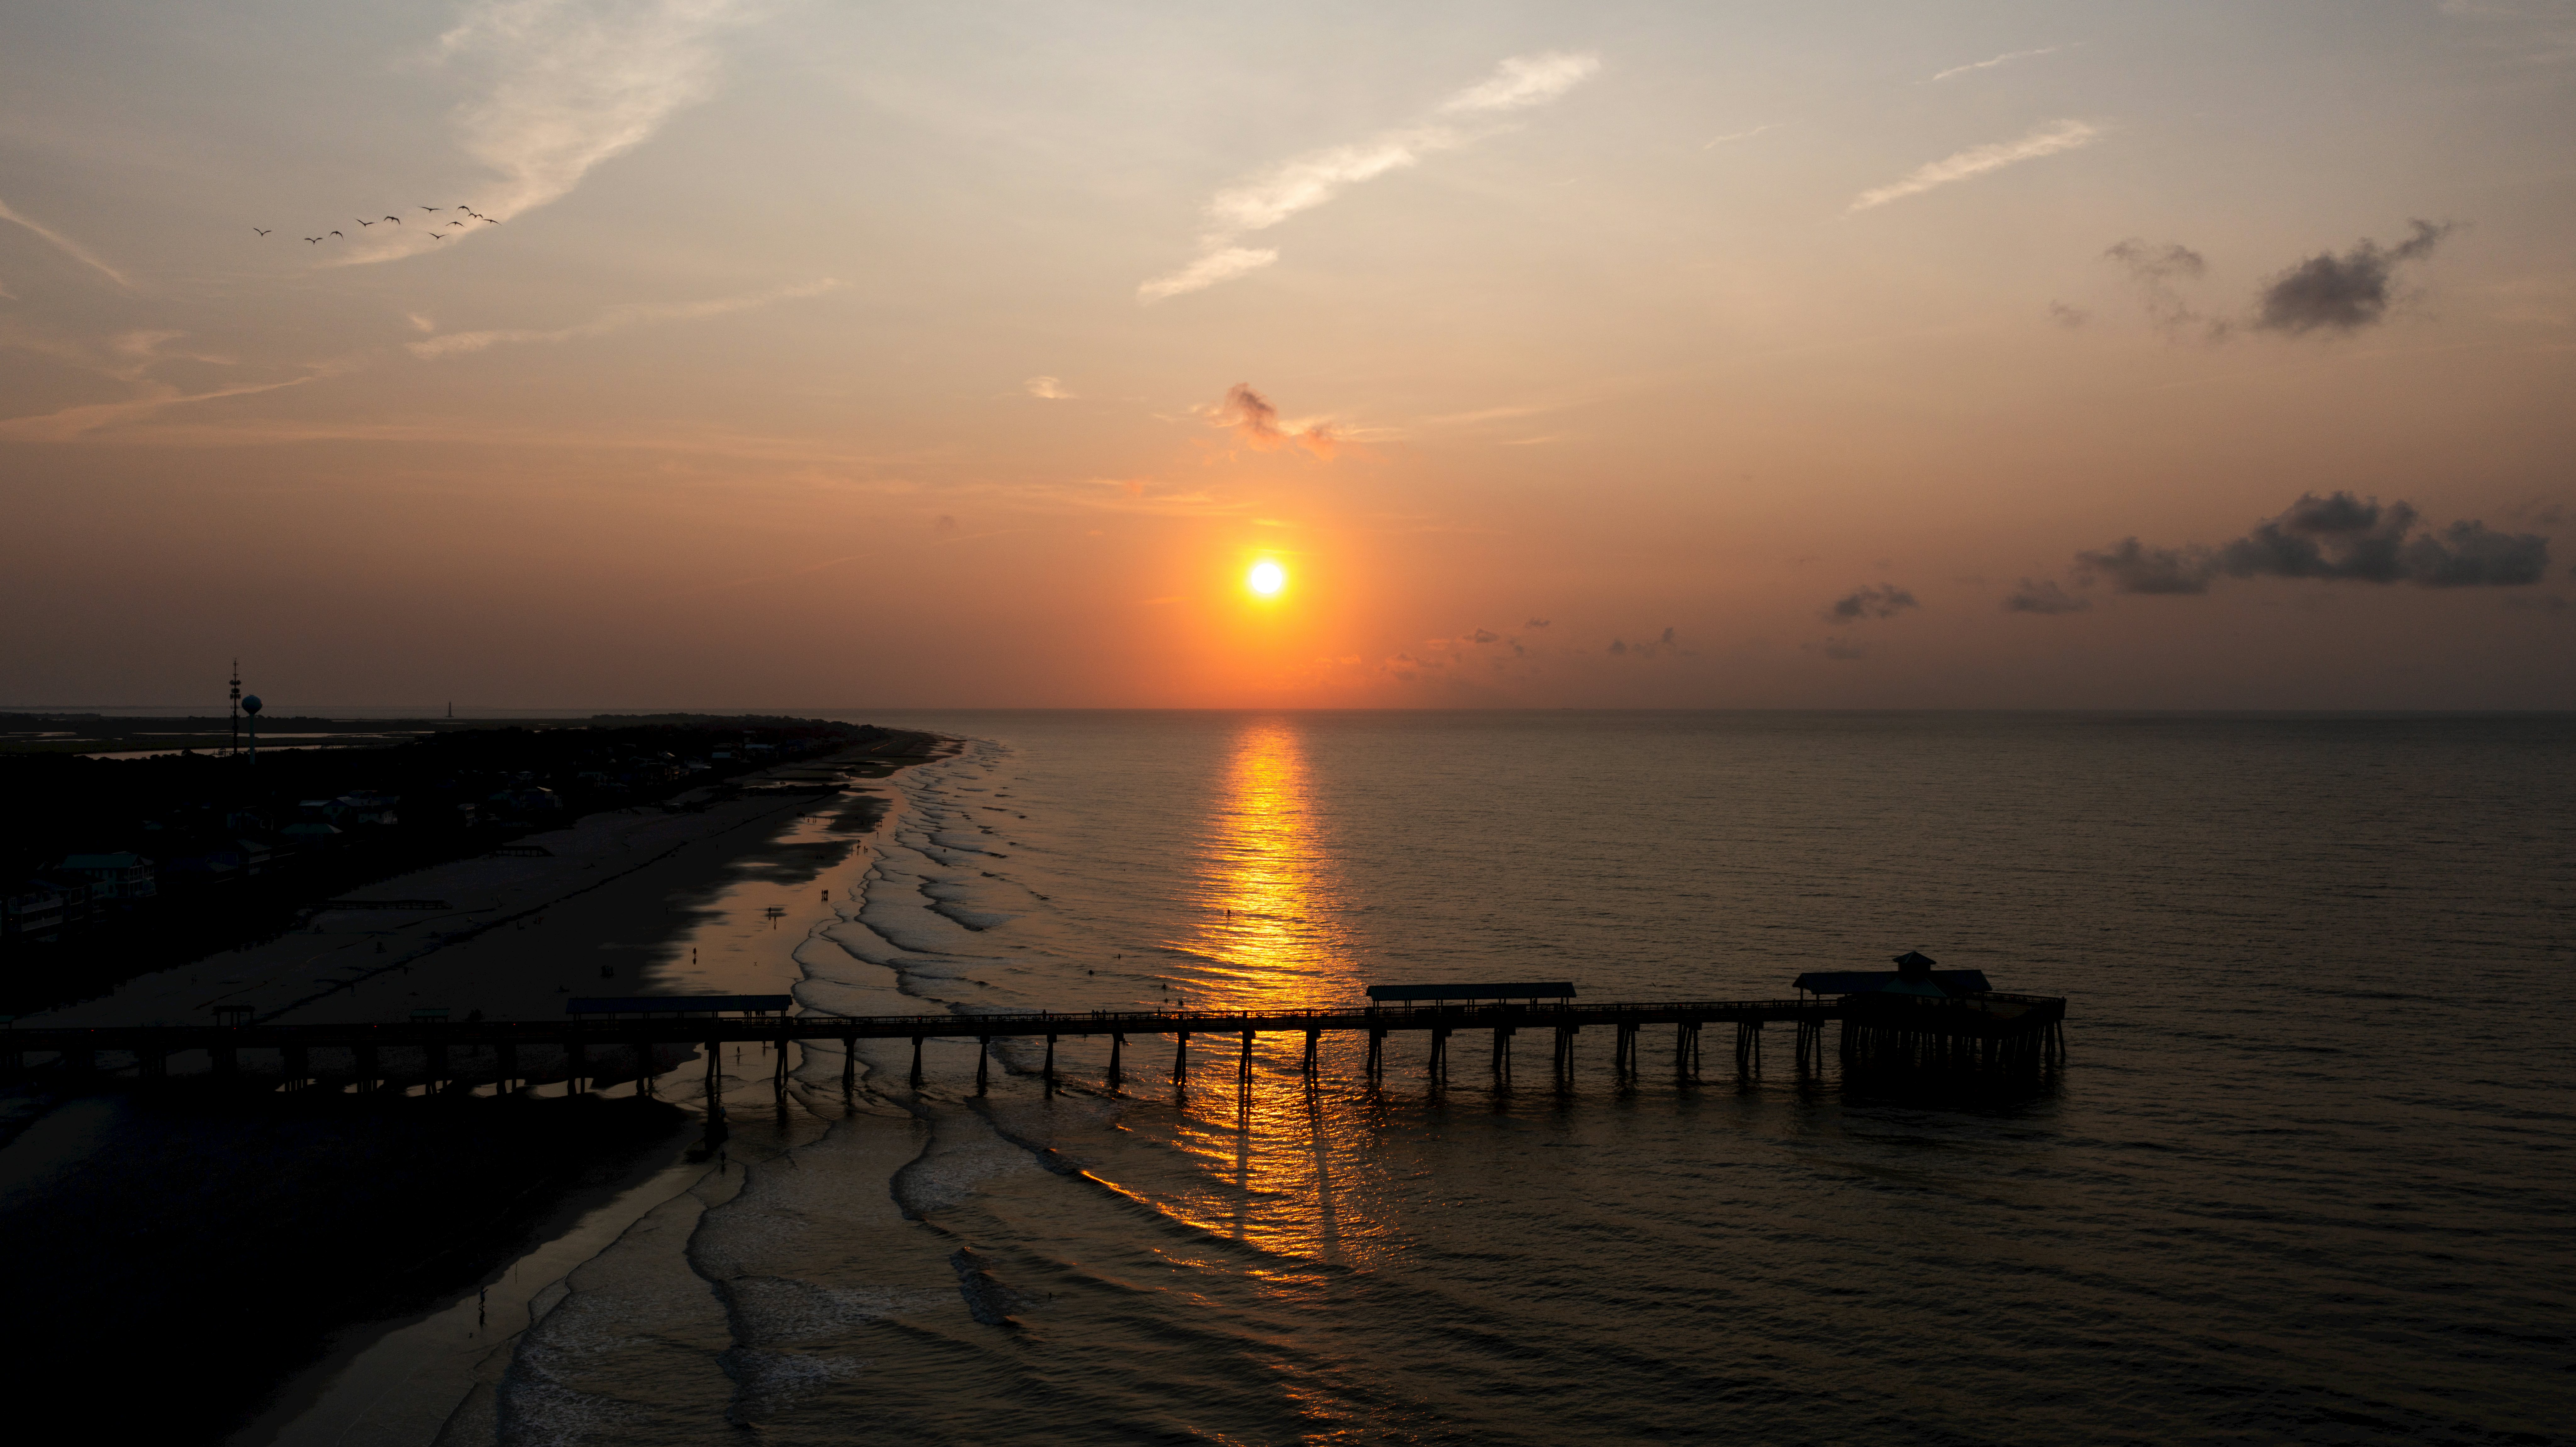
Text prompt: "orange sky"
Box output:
[[3, 2, 2572, 709]]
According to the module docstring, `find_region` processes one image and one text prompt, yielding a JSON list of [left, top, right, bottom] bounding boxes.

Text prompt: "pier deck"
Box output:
[[0, 992, 2066, 1093]]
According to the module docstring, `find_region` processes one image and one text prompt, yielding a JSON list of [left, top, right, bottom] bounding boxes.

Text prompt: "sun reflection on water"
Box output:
[[1142, 717, 1409, 1269], [1173, 718, 1346, 1010]]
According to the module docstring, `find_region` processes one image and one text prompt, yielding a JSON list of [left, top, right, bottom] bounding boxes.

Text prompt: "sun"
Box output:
[[1246, 560, 1287, 596]]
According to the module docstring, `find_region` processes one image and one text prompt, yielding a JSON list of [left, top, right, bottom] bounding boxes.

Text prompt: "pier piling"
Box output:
[[975, 1035, 990, 1095]]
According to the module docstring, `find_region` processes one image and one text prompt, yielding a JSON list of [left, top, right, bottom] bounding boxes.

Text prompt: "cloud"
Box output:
[[1855, 118, 2091, 211], [1436, 52, 1601, 114], [1210, 383, 1338, 460], [2255, 220, 2454, 335], [2048, 300, 2089, 328], [1024, 375, 1074, 399], [1526, 617, 1551, 628], [1605, 626, 1687, 660], [0, 374, 325, 442], [334, 0, 755, 267], [1140, 51, 1599, 301], [2072, 537, 2215, 594], [407, 278, 838, 358], [2105, 238, 2230, 340], [2068, 492, 2549, 597], [1703, 124, 1781, 149], [2001, 578, 2091, 614], [933, 514, 958, 535], [1930, 45, 2070, 82], [1848, 119, 2098, 213], [1137, 247, 1280, 302], [0, 193, 133, 289], [1823, 585, 1920, 622]]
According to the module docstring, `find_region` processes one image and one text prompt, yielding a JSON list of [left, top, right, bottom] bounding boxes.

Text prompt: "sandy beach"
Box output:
[[0, 737, 948, 1443], [28, 742, 940, 1037]]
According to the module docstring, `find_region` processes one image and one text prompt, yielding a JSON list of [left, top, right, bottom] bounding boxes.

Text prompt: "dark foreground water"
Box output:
[[299, 714, 2576, 1443]]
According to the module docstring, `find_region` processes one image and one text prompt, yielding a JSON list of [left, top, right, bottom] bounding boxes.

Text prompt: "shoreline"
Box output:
[[2, 737, 952, 1444]]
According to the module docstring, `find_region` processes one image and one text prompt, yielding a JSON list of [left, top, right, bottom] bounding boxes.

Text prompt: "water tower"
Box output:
[[242, 693, 263, 764]]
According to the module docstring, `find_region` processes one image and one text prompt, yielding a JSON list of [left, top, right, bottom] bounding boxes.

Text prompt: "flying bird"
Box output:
[[425, 232, 446, 241], [384, 216, 401, 224], [420, 206, 442, 212], [252, 227, 270, 236], [354, 218, 374, 226], [304, 236, 322, 243], [447, 220, 463, 227], [330, 230, 342, 238]]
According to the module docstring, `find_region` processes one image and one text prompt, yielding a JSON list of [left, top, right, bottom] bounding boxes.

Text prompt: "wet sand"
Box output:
[[1, 740, 946, 1442]]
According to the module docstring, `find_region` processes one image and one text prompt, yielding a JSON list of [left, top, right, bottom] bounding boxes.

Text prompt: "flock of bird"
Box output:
[[253, 205, 502, 244]]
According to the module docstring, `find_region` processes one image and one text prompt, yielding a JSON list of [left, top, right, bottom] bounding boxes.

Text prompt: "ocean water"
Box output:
[[479, 712, 2575, 1445]]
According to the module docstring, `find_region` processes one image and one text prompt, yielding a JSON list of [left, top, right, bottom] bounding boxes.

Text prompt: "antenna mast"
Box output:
[[229, 658, 242, 757]]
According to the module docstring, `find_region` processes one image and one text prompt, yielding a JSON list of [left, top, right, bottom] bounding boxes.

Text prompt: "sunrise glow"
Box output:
[[1246, 561, 1287, 597]]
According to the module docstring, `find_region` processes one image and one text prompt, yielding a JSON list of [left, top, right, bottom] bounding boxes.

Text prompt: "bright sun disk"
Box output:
[[1247, 560, 1287, 596]]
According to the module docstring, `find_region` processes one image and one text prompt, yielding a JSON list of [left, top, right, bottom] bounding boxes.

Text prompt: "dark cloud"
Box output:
[[1213, 382, 1339, 459], [933, 514, 959, 534], [1525, 618, 1551, 628], [2215, 491, 2417, 582], [1607, 626, 1685, 659], [2255, 220, 2452, 335], [2107, 238, 2203, 281], [1813, 637, 1868, 661], [2075, 538, 2214, 594], [2001, 579, 2090, 614], [1823, 585, 1920, 622], [2048, 300, 2089, 329], [1470, 628, 1500, 643], [2105, 238, 2229, 341], [2400, 520, 2552, 586], [2069, 492, 2547, 598]]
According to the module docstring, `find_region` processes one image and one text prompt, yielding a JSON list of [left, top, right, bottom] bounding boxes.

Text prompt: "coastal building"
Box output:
[[3, 880, 85, 943], [55, 852, 158, 906]]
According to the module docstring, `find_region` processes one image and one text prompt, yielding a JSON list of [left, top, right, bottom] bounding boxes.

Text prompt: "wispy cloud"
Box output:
[[0, 193, 133, 289], [1929, 45, 2069, 82], [0, 374, 327, 442], [1140, 51, 1600, 302], [1703, 123, 1781, 149], [333, 0, 757, 267], [1848, 119, 2098, 213], [1024, 375, 1074, 399], [407, 278, 839, 359]]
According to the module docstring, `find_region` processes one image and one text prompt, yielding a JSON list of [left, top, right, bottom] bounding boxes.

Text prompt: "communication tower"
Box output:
[[229, 659, 242, 757]]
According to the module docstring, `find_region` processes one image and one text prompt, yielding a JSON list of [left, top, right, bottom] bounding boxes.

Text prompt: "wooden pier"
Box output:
[[0, 990, 2066, 1098]]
